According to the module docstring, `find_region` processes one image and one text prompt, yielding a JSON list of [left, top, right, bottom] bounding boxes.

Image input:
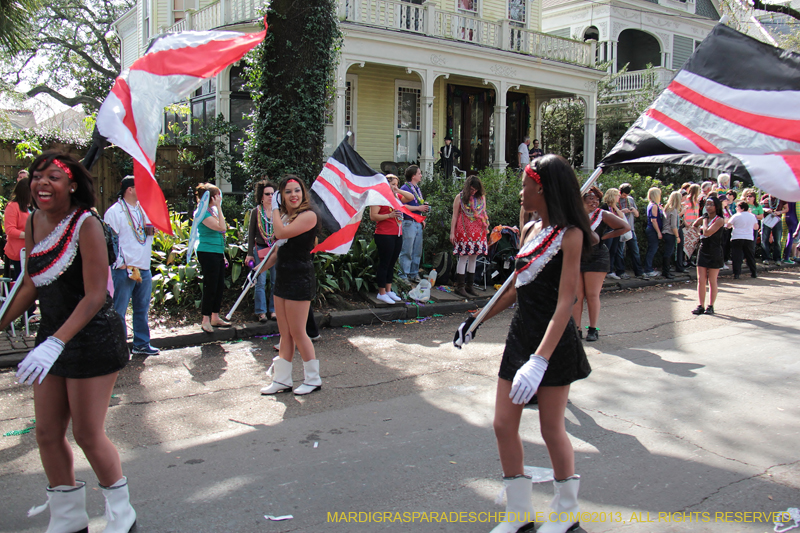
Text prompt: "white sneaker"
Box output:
[[376, 293, 395, 305], [607, 273, 620, 280], [387, 291, 402, 302]]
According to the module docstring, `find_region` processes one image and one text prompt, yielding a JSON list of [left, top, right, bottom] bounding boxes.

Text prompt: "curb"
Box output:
[[1, 262, 796, 368]]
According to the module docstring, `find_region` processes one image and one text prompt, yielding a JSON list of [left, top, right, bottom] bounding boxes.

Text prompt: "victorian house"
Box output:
[[114, 1, 606, 193]]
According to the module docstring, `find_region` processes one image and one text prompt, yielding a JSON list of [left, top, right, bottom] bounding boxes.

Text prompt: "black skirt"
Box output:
[[580, 244, 610, 273]]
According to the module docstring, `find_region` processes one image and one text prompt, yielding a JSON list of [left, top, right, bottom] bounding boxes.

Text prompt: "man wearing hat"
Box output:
[[439, 135, 461, 179], [104, 176, 159, 355]]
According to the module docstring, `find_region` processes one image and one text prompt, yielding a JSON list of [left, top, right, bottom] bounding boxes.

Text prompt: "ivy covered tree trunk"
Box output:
[[243, 0, 342, 188]]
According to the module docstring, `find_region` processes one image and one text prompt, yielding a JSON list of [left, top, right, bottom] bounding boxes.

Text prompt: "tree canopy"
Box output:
[[1, 0, 133, 111]]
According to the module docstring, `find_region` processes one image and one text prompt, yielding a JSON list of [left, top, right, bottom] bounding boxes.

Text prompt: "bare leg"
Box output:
[[572, 274, 586, 331], [696, 266, 708, 307], [707, 268, 720, 306], [583, 272, 606, 328], [493, 378, 526, 477], [33, 376, 74, 487], [67, 373, 123, 487], [275, 296, 296, 362], [284, 299, 315, 362], [537, 386, 573, 480]]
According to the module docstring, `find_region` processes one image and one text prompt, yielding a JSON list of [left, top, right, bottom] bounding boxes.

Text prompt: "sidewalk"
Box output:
[[0, 261, 795, 368]]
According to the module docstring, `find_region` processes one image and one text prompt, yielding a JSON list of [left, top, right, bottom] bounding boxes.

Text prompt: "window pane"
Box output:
[[509, 0, 525, 24], [397, 87, 420, 130], [205, 98, 216, 120], [230, 64, 247, 92], [458, 0, 477, 12]]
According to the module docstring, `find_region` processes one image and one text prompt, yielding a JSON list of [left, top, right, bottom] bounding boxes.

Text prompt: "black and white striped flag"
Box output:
[[601, 23, 800, 202]]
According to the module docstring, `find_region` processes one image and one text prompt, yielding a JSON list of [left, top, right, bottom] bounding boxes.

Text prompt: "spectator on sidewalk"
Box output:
[[104, 176, 159, 356], [4, 178, 37, 319], [601, 188, 625, 280], [662, 191, 683, 279], [683, 184, 702, 266], [17, 169, 28, 182], [574, 186, 629, 341], [517, 136, 531, 170], [761, 194, 788, 264], [722, 190, 737, 266], [727, 201, 759, 279], [398, 165, 430, 282], [450, 175, 489, 297], [643, 187, 664, 278], [195, 183, 230, 333], [781, 202, 798, 264], [371, 174, 414, 305], [245, 180, 277, 322], [692, 195, 725, 315], [529, 139, 543, 159], [617, 183, 646, 279]]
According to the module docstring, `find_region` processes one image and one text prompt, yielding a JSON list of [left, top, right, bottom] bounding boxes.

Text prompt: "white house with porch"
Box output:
[[114, 0, 607, 192]]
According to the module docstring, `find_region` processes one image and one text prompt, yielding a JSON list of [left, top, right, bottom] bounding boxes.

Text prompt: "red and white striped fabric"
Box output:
[[96, 26, 267, 234], [311, 139, 424, 254], [601, 24, 800, 202]]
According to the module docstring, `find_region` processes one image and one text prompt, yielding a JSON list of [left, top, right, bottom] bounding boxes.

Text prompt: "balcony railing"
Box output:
[[611, 67, 674, 93], [164, 0, 595, 68]]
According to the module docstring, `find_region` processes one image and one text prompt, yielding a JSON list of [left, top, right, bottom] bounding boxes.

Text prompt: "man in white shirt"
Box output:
[[726, 200, 759, 279], [517, 136, 531, 169], [104, 176, 159, 356]]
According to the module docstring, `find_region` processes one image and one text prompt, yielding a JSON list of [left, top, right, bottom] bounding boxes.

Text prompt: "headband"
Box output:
[[524, 164, 541, 186], [52, 159, 74, 180], [285, 178, 301, 187]]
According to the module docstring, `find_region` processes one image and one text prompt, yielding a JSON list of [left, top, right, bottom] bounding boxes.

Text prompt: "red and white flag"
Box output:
[[95, 25, 267, 234], [310, 139, 424, 254], [601, 23, 800, 202]]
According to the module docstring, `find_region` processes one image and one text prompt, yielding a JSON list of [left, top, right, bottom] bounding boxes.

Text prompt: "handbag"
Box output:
[[257, 246, 271, 260], [620, 230, 633, 243]]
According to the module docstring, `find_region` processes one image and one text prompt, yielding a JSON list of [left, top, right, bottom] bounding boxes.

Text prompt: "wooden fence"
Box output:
[[0, 142, 204, 215]]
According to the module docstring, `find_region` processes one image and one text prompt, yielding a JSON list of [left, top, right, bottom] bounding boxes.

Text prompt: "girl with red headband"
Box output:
[[455, 156, 593, 533], [1, 151, 135, 533], [261, 175, 322, 396]]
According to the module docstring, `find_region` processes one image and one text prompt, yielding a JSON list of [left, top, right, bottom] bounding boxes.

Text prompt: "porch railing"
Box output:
[[612, 67, 674, 93], [163, 0, 595, 68]]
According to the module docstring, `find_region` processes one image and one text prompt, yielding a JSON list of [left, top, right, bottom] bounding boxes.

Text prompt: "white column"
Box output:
[[582, 93, 597, 171], [333, 62, 348, 148], [492, 81, 507, 171], [610, 40, 618, 73], [534, 97, 547, 145], [419, 69, 436, 176], [216, 71, 232, 192]]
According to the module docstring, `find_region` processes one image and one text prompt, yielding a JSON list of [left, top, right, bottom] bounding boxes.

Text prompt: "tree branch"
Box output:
[[751, 0, 800, 20], [26, 85, 102, 109]]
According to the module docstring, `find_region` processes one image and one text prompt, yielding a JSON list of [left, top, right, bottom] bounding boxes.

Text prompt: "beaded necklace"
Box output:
[[257, 205, 273, 244], [122, 200, 147, 245]]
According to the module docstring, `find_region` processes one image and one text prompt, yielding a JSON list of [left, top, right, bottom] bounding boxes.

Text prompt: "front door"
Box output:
[[505, 92, 529, 168], [447, 85, 495, 172]]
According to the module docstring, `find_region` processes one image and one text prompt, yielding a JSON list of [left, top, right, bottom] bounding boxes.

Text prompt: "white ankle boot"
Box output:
[[261, 357, 293, 394], [100, 477, 136, 533], [537, 475, 581, 533], [489, 475, 535, 533], [294, 359, 321, 395], [28, 481, 89, 533]]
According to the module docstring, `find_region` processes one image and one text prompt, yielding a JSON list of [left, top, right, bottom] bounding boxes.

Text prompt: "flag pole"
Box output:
[[225, 245, 278, 321], [462, 167, 603, 339]]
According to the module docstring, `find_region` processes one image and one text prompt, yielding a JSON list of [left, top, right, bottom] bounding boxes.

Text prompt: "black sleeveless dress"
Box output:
[[500, 226, 591, 386], [28, 209, 129, 379], [274, 223, 317, 301], [697, 218, 724, 269], [581, 208, 610, 273]]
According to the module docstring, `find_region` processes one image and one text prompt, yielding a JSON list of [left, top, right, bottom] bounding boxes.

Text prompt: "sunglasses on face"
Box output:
[[264, 192, 274, 196]]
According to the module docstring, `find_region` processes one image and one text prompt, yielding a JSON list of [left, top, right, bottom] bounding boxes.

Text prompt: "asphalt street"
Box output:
[[1, 271, 799, 533]]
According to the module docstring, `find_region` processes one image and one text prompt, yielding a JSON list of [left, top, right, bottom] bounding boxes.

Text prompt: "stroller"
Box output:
[[475, 226, 520, 287]]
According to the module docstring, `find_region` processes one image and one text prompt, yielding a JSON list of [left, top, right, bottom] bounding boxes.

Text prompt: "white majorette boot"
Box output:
[[293, 359, 322, 395], [489, 475, 536, 533], [261, 356, 293, 394], [100, 477, 136, 533], [27, 481, 90, 533], [538, 475, 581, 533]]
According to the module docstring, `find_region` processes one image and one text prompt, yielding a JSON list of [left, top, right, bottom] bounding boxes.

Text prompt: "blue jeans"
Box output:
[[616, 231, 644, 276], [644, 226, 661, 273], [762, 221, 782, 261], [112, 267, 152, 349], [398, 220, 423, 279], [253, 245, 275, 315], [606, 236, 620, 274]]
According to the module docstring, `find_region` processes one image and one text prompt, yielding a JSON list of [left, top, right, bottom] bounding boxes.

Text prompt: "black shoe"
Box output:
[[664, 272, 675, 279], [586, 327, 599, 341], [577, 329, 583, 339], [675, 269, 686, 273], [705, 305, 714, 315], [691, 305, 705, 315], [734, 274, 740, 279], [751, 273, 758, 278]]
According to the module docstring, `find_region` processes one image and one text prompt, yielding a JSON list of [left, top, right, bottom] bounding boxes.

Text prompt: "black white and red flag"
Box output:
[[94, 24, 267, 234], [311, 139, 424, 254], [600, 23, 800, 202]]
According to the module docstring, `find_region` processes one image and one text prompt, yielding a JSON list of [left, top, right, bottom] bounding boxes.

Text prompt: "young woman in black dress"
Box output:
[[260, 175, 321, 396], [692, 195, 725, 315], [0, 152, 135, 533], [456, 155, 593, 533]]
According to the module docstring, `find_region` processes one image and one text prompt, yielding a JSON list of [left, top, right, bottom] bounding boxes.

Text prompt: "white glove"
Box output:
[[453, 316, 479, 349], [271, 190, 282, 212], [16, 337, 65, 385], [273, 238, 287, 248], [509, 354, 549, 404]]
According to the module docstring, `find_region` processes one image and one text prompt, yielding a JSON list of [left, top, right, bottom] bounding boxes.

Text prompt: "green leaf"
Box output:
[[232, 262, 242, 283]]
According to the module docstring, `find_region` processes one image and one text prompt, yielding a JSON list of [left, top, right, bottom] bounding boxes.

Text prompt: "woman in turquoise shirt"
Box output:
[[195, 183, 230, 333]]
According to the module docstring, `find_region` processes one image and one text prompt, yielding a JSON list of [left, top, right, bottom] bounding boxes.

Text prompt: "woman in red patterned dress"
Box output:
[[450, 176, 489, 297]]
